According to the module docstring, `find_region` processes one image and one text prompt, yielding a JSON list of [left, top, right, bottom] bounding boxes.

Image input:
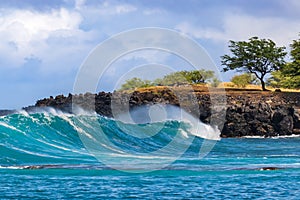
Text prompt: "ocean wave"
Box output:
[[0, 106, 220, 166]]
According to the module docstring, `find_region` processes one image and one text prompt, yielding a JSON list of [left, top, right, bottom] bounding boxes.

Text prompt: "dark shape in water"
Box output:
[[259, 167, 280, 171]]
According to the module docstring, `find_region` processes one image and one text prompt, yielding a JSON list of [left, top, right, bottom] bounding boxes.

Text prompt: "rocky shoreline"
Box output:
[[3, 86, 300, 138]]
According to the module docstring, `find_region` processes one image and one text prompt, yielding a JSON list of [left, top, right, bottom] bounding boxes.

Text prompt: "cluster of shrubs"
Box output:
[[119, 70, 220, 90]]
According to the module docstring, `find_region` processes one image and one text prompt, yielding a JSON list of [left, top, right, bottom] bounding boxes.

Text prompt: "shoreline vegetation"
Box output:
[[1, 83, 299, 138]]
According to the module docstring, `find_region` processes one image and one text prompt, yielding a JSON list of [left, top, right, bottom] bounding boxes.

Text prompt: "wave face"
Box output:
[[0, 108, 220, 169], [0, 112, 94, 166]]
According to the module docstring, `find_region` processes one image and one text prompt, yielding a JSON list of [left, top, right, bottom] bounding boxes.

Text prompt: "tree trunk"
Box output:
[[260, 79, 268, 91]]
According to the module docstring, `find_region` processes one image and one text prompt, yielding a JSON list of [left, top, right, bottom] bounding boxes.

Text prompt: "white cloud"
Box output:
[[115, 4, 137, 14], [0, 8, 82, 43], [0, 7, 92, 70], [176, 22, 225, 41], [84, 1, 137, 16], [222, 13, 300, 46], [0, 0, 140, 74], [176, 13, 300, 48], [75, 0, 86, 10]]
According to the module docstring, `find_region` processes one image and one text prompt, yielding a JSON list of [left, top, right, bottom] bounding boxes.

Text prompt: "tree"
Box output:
[[231, 73, 253, 88], [282, 34, 300, 88], [287, 34, 300, 76], [267, 71, 282, 88], [119, 77, 153, 90], [155, 71, 189, 86], [268, 64, 300, 89], [221, 37, 287, 91], [185, 70, 215, 84], [153, 70, 215, 86], [268, 34, 300, 89]]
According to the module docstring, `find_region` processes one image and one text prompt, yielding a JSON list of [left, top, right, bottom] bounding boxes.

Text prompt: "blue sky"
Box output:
[[0, 0, 300, 109]]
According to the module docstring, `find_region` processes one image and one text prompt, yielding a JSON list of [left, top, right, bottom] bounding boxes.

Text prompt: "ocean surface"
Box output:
[[0, 109, 300, 199]]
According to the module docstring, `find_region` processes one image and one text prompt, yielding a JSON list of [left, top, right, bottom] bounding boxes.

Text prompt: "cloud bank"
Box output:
[[0, 0, 299, 108]]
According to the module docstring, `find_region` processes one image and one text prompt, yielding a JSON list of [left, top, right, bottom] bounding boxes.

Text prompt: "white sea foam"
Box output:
[[72, 106, 97, 116], [0, 166, 22, 169], [113, 104, 221, 141], [16, 109, 28, 116], [179, 107, 221, 141], [179, 129, 189, 138], [242, 134, 300, 139], [0, 121, 27, 135]]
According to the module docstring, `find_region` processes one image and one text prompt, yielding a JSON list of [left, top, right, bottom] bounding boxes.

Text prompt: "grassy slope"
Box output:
[[221, 82, 300, 92], [127, 82, 300, 94]]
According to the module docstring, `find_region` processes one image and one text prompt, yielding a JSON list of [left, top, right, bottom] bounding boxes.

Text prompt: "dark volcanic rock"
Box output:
[[222, 93, 300, 137]]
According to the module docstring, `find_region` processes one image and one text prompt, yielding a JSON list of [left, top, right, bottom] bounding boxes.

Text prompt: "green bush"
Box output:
[[154, 70, 215, 86], [231, 73, 253, 88], [119, 78, 153, 90], [267, 69, 300, 89]]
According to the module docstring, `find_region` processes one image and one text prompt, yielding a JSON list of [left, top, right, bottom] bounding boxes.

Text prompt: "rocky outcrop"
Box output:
[[28, 87, 300, 137], [0, 110, 15, 116], [222, 93, 300, 137]]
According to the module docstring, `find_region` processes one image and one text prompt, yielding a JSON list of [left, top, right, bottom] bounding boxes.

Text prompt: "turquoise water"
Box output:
[[0, 112, 300, 199]]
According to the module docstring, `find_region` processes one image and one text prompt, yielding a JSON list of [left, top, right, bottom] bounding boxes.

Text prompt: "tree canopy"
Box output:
[[119, 70, 218, 90], [120, 77, 153, 91], [186, 70, 215, 84], [153, 71, 189, 86], [221, 37, 287, 91], [288, 35, 300, 76], [280, 36, 300, 77], [268, 34, 300, 89], [267, 68, 300, 89], [231, 73, 256, 88]]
